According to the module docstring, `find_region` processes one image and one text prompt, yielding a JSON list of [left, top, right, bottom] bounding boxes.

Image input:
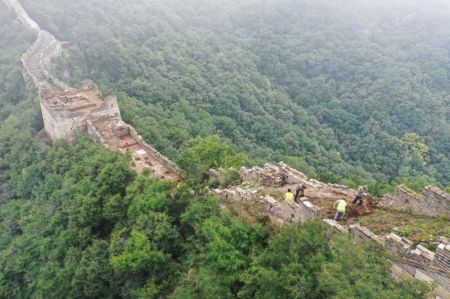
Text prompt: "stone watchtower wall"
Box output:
[[90, 96, 122, 120], [381, 187, 450, 218], [40, 101, 88, 140]]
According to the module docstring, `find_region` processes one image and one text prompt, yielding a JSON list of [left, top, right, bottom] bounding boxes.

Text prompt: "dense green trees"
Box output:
[[0, 5, 34, 123], [0, 0, 446, 298], [0, 130, 432, 298], [18, 0, 449, 188], [178, 135, 248, 180]]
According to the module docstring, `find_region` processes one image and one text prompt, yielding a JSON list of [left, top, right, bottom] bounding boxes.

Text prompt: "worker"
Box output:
[[353, 185, 370, 212], [352, 194, 363, 207], [285, 188, 294, 201], [356, 185, 368, 196], [294, 182, 306, 203], [352, 189, 370, 213], [333, 198, 348, 221]]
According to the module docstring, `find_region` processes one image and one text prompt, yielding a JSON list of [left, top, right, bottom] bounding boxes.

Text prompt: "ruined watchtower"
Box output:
[[40, 81, 121, 140]]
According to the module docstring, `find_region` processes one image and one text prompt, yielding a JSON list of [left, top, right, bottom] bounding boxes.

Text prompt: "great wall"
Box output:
[[4, 0, 181, 180], [213, 163, 450, 298], [4, 0, 450, 297]]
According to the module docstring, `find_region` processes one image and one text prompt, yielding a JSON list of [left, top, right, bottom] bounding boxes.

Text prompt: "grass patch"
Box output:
[[359, 209, 450, 244]]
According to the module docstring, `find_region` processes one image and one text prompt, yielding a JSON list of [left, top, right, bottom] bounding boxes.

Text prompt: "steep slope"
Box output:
[[18, 0, 450, 187], [4, 0, 182, 179]]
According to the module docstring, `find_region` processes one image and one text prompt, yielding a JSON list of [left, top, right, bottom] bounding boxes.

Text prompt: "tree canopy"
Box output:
[[0, 0, 446, 297], [18, 0, 450, 188]]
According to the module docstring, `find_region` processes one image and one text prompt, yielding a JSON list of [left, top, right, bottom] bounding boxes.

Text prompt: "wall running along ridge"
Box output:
[[214, 163, 450, 297], [381, 186, 450, 218], [324, 220, 450, 298], [4, 0, 182, 180], [213, 162, 379, 224], [212, 186, 320, 226]]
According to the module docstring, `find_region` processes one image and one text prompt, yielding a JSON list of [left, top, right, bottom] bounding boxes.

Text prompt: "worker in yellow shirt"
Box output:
[[333, 198, 348, 221], [285, 189, 294, 201]]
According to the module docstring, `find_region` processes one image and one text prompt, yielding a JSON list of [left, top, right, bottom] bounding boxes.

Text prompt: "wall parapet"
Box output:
[[324, 221, 450, 296], [240, 162, 357, 200], [433, 244, 450, 273], [128, 126, 182, 176], [325, 221, 450, 275], [212, 187, 320, 225], [380, 186, 450, 218], [349, 223, 381, 244], [86, 120, 109, 148]]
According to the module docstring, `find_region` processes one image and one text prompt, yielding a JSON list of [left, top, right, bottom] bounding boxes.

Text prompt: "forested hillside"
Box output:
[[0, 0, 446, 297], [19, 0, 450, 189]]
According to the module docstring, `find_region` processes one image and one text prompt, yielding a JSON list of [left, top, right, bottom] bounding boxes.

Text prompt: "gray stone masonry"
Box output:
[[384, 233, 414, 257], [434, 244, 450, 273], [240, 162, 358, 201], [324, 222, 450, 297], [349, 223, 381, 244], [128, 126, 182, 176], [381, 186, 450, 218], [322, 219, 348, 233], [212, 187, 320, 225]]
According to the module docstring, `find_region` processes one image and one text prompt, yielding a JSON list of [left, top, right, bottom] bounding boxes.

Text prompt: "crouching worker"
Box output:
[[294, 183, 306, 203], [333, 198, 348, 221], [285, 189, 294, 201], [352, 185, 370, 213], [352, 194, 363, 206]]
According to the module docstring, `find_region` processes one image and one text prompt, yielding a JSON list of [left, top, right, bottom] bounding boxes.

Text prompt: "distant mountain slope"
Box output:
[[20, 0, 450, 186], [0, 2, 34, 121]]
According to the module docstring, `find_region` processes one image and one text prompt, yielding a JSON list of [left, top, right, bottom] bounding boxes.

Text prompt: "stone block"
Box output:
[[323, 219, 349, 233], [349, 223, 380, 243]]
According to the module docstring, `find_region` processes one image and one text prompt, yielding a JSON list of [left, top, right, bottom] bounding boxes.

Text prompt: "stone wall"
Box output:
[[21, 31, 43, 88], [40, 101, 87, 140], [324, 221, 448, 274], [128, 126, 182, 176], [384, 233, 415, 257], [4, 0, 40, 33], [86, 120, 109, 148], [349, 223, 381, 244], [434, 244, 450, 273], [324, 220, 450, 297], [212, 186, 320, 225], [90, 96, 121, 120], [240, 162, 357, 201], [381, 187, 450, 218]]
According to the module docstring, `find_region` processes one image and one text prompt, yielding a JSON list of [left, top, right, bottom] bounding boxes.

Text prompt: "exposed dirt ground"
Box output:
[[92, 118, 180, 180], [263, 183, 377, 223]]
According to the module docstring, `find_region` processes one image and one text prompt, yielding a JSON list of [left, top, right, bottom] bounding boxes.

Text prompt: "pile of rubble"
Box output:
[[226, 162, 377, 219], [240, 162, 358, 200], [212, 186, 320, 226]]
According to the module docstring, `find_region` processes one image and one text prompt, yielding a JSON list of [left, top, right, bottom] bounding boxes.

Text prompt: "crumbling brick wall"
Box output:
[[240, 163, 357, 200], [86, 120, 109, 148], [325, 220, 450, 295], [433, 244, 450, 272], [349, 223, 381, 244], [128, 126, 182, 175], [90, 96, 121, 120], [212, 187, 320, 225], [40, 100, 88, 140], [381, 187, 450, 218]]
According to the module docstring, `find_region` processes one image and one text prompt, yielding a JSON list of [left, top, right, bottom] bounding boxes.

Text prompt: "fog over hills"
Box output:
[[0, 0, 448, 298]]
